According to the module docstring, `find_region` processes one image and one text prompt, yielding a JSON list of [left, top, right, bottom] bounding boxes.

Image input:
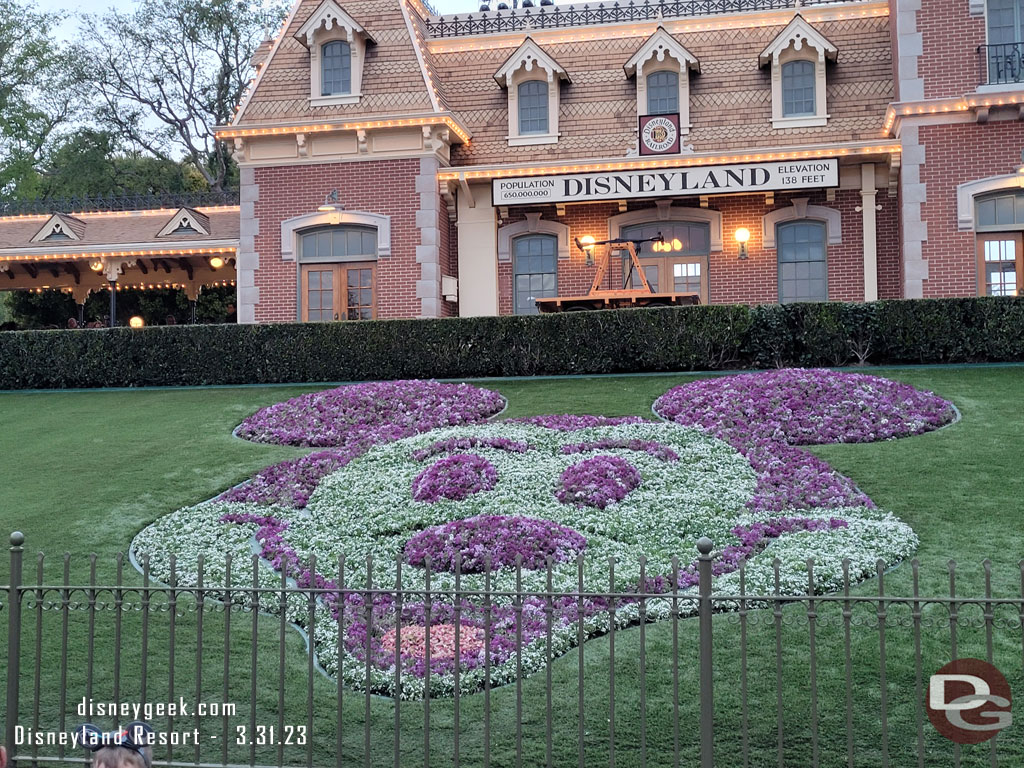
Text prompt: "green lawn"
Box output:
[[0, 367, 1022, 767]]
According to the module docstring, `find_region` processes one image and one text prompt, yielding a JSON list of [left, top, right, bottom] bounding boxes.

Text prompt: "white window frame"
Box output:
[[759, 15, 837, 130], [280, 209, 391, 262], [497, 212, 570, 262], [624, 26, 699, 134], [494, 38, 570, 147], [295, 0, 374, 107]]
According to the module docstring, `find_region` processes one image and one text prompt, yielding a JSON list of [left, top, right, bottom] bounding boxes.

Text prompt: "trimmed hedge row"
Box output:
[[1, 297, 1022, 389]]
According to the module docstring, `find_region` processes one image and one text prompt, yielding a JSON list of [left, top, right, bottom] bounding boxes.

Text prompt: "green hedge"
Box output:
[[1, 298, 1022, 389]]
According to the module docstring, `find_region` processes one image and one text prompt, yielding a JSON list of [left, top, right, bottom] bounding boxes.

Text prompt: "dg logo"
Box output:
[[927, 658, 1013, 744]]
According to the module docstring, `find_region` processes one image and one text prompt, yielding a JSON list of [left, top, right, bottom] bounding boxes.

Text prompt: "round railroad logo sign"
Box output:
[[641, 116, 678, 154], [926, 658, 1013, 744]]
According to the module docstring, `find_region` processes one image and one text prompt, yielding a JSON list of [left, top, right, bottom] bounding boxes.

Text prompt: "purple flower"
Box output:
[[404, 515, 587, 573], [236, 380, 506, 448], [221, 380, 505, 508], [412, 454, 498, 503], [653, 369, 954, 513], [555, 455, 642, 509]]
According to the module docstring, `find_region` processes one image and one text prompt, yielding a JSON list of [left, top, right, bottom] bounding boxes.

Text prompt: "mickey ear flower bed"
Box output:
[[132, 372, 955, 699]]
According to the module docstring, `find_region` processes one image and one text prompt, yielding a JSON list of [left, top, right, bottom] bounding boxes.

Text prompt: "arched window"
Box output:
[[321, 41, 352, 96], [299, 225, 377, 321], [974, 190, 1024, 295], [646, 70, 679, 115], [781, 60, 815, 117], [620, 220, 709, 301], [517, 80, 549, 135], [513, 234, 558, 314], [777, 220, 827, 303]]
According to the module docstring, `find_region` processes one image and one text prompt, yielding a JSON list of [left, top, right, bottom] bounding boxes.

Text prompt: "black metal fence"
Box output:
[[978, 42, 1024, 86], [426, 0, 853, 37], [2, 532, 1023, 767], [0, 191, 240, 217]]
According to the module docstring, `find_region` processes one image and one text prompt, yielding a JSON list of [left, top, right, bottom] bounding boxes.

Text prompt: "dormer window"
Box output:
[[494, 38, 570, 147], [759, 14, 837, 129], [322, 40, 351, 96], [624, 26, 700, 134], [30, 214, 84, 243], [782, 60, 815, 117], [295, 0, 375, 107], [158, 208, 210, 238], [646, 71, 679, 116], [43, 223, 72, 241], [518, 80, 549, 134]]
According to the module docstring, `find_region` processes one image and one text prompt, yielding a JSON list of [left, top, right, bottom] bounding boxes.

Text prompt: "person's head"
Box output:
[[76, 722, 152, 768], [91, 745, 150, 768], [67, 317, 78, 329], [164, 315, 177, 325]]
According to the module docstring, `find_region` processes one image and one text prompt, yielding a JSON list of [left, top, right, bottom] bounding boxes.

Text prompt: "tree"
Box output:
[[32, 129, 209, 199], [0, 2, 83, 198], [80, 0, 287, 192]]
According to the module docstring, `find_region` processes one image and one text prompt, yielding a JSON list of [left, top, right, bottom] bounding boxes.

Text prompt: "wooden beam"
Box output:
[[177, 257, 193, 281], [156, 259, 172, 274], [64, 263, 81, 285], [23, 263, 37, 279], [48, 266, 61, 278], [137, 260, 148, 275]]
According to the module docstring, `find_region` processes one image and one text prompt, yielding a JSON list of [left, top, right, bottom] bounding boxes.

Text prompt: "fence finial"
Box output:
[[696, 536, 713, 556], [10, 531, 24, 547]]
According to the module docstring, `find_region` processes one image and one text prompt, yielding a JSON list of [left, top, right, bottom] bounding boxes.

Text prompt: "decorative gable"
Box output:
[[294, 0, 376, 47], [31, 214, 85, 243], [624, 26, 700, 78], [157, 208, 211, 238], [494, 38, 571, 88], [758, 14, 838, 67]]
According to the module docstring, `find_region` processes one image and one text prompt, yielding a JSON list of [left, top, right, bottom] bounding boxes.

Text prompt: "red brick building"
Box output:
[[0, 0, 1019, 322]]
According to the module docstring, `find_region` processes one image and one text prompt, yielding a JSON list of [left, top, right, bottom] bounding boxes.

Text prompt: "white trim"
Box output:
[[30, 214, 82, 243], [399, 0, 442, 114], [294, 0, 373, 46], [230, 0, 304, 126], [761, 198, 842, 249], [759, 14, 838, 67], [507, 132, 559, 146], [625, 27, 699, 135], [0, 238, 238, 259], [493, 37, 570, 88], [624, 25, 700, 76], [970, 0, 984, 16], [497, 213, 570, 262], [771, 114, 829, 129], [157, 208, 210, 237], [957, 172, 1024, 230], [769, 44, 831, 129], [280, 210, 391, 261], [607, 200, 723, 252], [310, 93, 363, 106]]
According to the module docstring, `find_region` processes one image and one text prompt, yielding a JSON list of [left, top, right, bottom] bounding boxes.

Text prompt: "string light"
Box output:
[[439, 143, 902, 182], [216, 115, 471, 144]]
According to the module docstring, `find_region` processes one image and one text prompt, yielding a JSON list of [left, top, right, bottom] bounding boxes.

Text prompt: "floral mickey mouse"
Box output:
[[132, 371, 953, 698]]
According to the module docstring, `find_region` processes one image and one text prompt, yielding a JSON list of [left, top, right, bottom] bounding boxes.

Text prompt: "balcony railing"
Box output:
[[427, 0, 855, 38], [979, 42, 1024, 85], [0, 190, 240, 217]]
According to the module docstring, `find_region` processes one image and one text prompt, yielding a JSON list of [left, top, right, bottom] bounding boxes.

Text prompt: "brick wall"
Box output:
[[252, 159, 421, 322], [493, 188, 898, 312], [918, 120, 1023, 297], [918, 0, 986, 98]]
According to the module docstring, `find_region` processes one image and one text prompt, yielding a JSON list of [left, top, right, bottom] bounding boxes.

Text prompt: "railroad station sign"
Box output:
[[492, 158, 840, 206]]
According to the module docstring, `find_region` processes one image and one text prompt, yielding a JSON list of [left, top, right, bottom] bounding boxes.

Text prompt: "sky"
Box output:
[[36, 0, 483, 36]]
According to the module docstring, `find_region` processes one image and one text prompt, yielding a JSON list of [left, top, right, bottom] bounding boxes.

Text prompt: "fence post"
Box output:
[[6, 532, 25, 764], [697, 536, 714, 768]]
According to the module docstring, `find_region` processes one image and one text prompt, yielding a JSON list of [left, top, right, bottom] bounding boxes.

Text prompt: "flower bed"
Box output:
[[221, 380, 505, 508], [134, 410, 917, 698], [235, 380, 506, 447], [654, 369, 955, 514]]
